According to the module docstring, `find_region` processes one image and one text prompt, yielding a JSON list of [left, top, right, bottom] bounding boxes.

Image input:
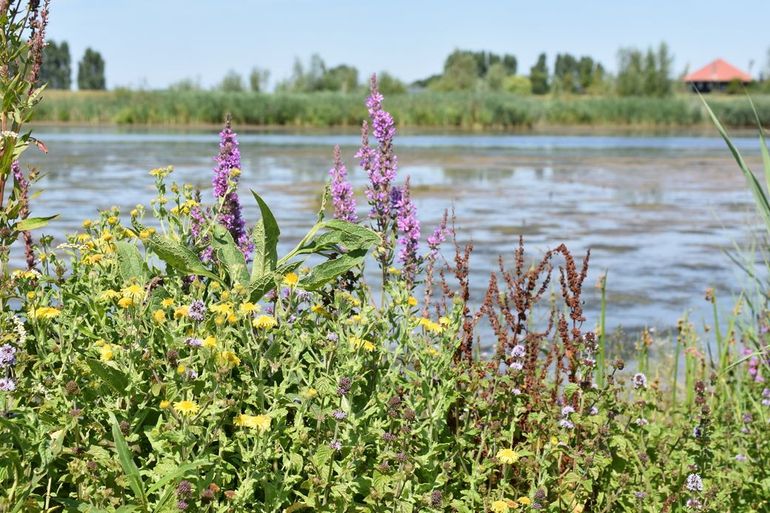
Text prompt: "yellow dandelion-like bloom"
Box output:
[[253, 315, 277, 330], [95, 339, 106, 347], [26, 291, 36, 300], [346, 314, 363, 325], [121, 284, 145, 301], [30, 306, 61, 320], [283, 272, 299, 287], [83, 254, 104, 265], [310, 304, 330, 317], [153, 309, 166, 323], [117, 297, 133, 309], [100, 344, 114, 362], [407, 296, 418, 307], [149, 166, 173, 178], [350, 336, 376, 352], [496, 448, 520, 464], [107, 216, 118, 226], [238, 302, 260, 315], [210, 302, 233, 315], [550, 436, 560, 447], [139, 228, 156, 240], [227, 313, 238, 324], [301, 388, 318, 400], [217, 351, 241, 367], [202, 336, 217, 349], [234, 413, 271, 432], [173, 400, 199, 416], [159, 400, 171, 409], [517, 497, 531, 506], [174, 305, 190, 319], [82, 219, 93, 229], [75, 233, 91, 243], [220, 290, 231, 301], [161, 298, 174, 308], [387, 266, 401, 275], [439, 316, 450, 326], [417, 318, 443, 334], [426, 347, 440, 357], [490, 500, 515, 513]]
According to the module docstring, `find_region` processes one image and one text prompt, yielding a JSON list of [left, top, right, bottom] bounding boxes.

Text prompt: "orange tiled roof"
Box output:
[[683, 59, 752, 82]]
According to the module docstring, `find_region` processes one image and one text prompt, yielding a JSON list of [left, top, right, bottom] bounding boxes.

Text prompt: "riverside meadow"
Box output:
[[5, 2, 770, 513]]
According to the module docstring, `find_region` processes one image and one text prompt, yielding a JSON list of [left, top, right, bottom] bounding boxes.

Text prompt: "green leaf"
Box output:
[[211, 224, 249, 287], [87, 359, 129, 394], [250, 190, 280, 281], [15, 214, 58, 231], [299, 249, 367, 290], [109, 412, 147, 508], [249, 272, 277, 303], [115, 241, 148, 284], [136, 222, 218, 281]]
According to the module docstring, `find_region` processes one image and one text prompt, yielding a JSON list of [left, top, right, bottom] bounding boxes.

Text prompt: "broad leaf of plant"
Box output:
[[299, 248, 368, 290], [15, 214, 58, 231], [211, 224, 249, 287], [116, 241, 148, 284], [135, 222, 219, 281], [250, 190, 279, 281], [87, 359, 129, 394], [109, 413, 148, 508]]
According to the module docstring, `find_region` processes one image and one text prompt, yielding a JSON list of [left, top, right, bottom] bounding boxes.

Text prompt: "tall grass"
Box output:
[[33, 90, 770, 129]]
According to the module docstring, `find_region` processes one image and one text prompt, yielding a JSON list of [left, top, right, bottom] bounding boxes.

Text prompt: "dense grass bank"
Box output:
[[34, 90, 770, 129]]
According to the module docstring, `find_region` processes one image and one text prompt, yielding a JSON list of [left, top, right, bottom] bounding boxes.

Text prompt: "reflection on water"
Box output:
[[21, 128, 766, 336]]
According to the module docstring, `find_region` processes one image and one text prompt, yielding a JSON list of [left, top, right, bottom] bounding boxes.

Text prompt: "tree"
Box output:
[[218, 70, 244, 92], [377, 71, 406, 95], [77, 48, 105, 90], [39, 40, 71, 89], [435, 51, 478, 91], [529, 53, 549, 95], [485, 62, 507, 91], [617, 42, 672, 97], [320, 64, 358, 93], [249, 67, 270, 92]]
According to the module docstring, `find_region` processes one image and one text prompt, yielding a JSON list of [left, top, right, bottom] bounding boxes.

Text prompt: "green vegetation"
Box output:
[[39, 39, 71, 90], [32, 89, 770, 128], [77, 47, 106, 91]]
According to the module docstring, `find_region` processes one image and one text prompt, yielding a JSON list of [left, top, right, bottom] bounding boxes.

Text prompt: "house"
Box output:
[[683, 59, 752, 92]]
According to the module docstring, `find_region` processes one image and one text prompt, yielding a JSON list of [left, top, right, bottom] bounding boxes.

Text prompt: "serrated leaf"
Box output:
[[211, 224, 249, 287], [250, 190, 279, 281], [115, 241, 147, 284], [136, 222, 218, 281]]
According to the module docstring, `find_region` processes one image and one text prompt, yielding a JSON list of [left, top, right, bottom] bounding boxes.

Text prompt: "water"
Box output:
[[20, 127, 766, 336]]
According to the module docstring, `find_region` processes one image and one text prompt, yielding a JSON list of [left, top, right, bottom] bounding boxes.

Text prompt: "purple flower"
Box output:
[[0, 377, 16, 392], [0, 344, 16, 367], [632, 373, 648, 389], [512, 388, 522, 395], [332, 409, 347, 421], [635, 417, 649, 426], [337, 376, 352, 396], [185, 337, 203, 348], [735, 454, 747, 462], [426, 210, 448, 259], [742, 412, 753, 424], [685, 498, 702, 510], [176, 480, 192, 498], [212, 118, 252, 259], [188, 300, 206, 322], [589, 406, 599, 415], [176, 500, 188, 511], [329, 145, 358, 222], [685, 473, 703, 492], [329, 439, 342, 451], [561, 406, 575, 417], [509, 361, 524, 372], [558, 419, 574, 430], [692, 426, 703, 438], [511, 344, 526, 358], [395, 177, 420, 280]]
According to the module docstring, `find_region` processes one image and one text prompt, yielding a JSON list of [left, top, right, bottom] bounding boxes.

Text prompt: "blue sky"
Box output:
[[47, 0, 770, 89]]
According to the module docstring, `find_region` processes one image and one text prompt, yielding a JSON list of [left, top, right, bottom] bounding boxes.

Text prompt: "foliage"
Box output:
[[248, 67, 270, 93], [552, 54, 605, 94], [276, 54, 359, 94], [218, 71, 245, 93], [616, 42, 673, 97], [529, 53, 549, 95], [39, 39, 71, 89], [77, 47, 106, 91]]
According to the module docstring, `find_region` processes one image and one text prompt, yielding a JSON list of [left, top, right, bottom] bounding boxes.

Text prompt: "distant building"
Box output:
[[683, 59, 752, 92]]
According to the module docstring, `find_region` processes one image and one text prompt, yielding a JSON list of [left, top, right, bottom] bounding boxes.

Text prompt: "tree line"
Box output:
[[40, 41, 105, 90]]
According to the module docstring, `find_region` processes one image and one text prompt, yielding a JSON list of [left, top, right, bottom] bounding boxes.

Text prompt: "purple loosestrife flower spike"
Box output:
[[395, 177, 420, 282], [329, 145, 357, 222], [212, 117, 252, 259], [427, 210, 448, 259]]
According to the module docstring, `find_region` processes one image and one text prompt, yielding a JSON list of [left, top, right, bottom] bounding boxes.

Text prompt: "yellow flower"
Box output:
[[209, 281, 221, 292], [283, 272, 299, 287], [253, 315, 277, 330], [177, 364, 186, 374], [202, 336, 217, 349], [439, 316, 450, 326], [95, 339, 106, 347], [301, 388, 318, 400], [139, 228, 156, 240], [161, 298, 174, 308], [121, 284, 145, 301], [100, 344, 114, 362], [149, 166, 173, 178], [174, 305, 190, 319], [350, 336, 376, 352], [215, 315, 226, 326], [417, 318, 443, 334], [153, 309, 166, 323], [220, 290, 231, 301], [210, 302, 234, 315], [160, 400, 171, 409], [227, 313, 238, 324], [117, 297, 133, 309], [426, 347, 440, 357], [82, 219, 93, 229], [407, 296, 418, 307], [217, 351, 241, 367], [518, 497, 532, 506], [238, 302, 260, 315], [173, 400, 199, 416], [387, 266, 401, 275], [83, 254, 104, 265], [496, 448, 520, 464], [107, 216, 118, 226], [234, 413, 271, 432], [491, 500, 518, 513], [229, 167, 241, 178], [26, 291, 36, 300], [310, 304, 330, 317], [30, 306, 61, 320], [550, 436, 560, 447]]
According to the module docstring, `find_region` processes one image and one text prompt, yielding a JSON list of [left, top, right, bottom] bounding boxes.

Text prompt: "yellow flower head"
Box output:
[[31, 306, 61, 321], [496, 448, 520, 465], [177, 364, 186, 374], [350, 336, 376, 352], [160, 400, 171, 409], [82, 219, 93, 229], [100, 344, 114, 362], [202, 336, 217, 349], [253, 315, 277, 330], [491, 500, 517, 513], [407, 296, 418, 307], [217, 350, 241, 368], [301, 388, 318, 400], [517, 497, 532, 506], [311, 304, 330, 317], [234, 413, 271, 432], [283, 272, 299, 287], [210, 302, 234, 315], [417, 317, 443, 334], [161, 298, 174, 308], [121, 284, 145, 301], [387, 266, 401, 275], [98, 290, 121, 302], [238, 302, 260, 315], [117, 297, 134, 309], [174, 305, 190, 319], [173, 400, 199, 416], [153, 309, 166, 323]]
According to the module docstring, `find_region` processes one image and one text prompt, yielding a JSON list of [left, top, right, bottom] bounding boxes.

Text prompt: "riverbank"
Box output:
[[34, 90, 770, 129]]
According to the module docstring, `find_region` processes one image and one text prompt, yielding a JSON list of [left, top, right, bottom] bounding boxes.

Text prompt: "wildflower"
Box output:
[[202, 336, 217, 349], [0, 345, 17, 367], [185, 337, 203, 348], [426, 211, 448, 259], [350, 336, 376, 352], [217, 351, 241, 367], [281, 272, 300, 288], [337, 376, 352, 396], [326, 144, 359, 223], [686, 498, 703, 510], [160, 400, 171, 409], [212, 118, 251, 258], [100, 344, 114, 362], [509, 361, 524, 372], [238, 302, 260, 316], [387, 266, 401, 275], [430, 490, 443, 508], [735, 454, 747, 462], [561, 405, 575, 417], [122, 284, 145, 302], [30, 306, 60, 320], [692, 426, 703, 438], [234, 414, 271, 432], [0, 378, 16, 392], [559, 419, 575, 430], [332, 409, 347, 421], [174, 306, 190, 319], [406, 296, 418, 307], [417, 317, 443, 333], [188, 300, 206, 321], [329, 439, 342, 451], [117, 297, 133, 309], [490, 499, 516, 513], [395, 177, 420, 280], [589, 406, 599, 415], [253, 315, 277, 330], [174, 400, 200, 416], [153, 309, 166, 323], [632, 373, 648, 389], [301, 387, 318, 399], [518, 497, 531, 506], [512, 388, 522, 395], [511, 344, 526, 358], [634, 417, 648, 426], [177, 364, 186, 375], [685, 473, 703, 492], [99, 290, 121, 302], [496, 448, 520, 464]]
